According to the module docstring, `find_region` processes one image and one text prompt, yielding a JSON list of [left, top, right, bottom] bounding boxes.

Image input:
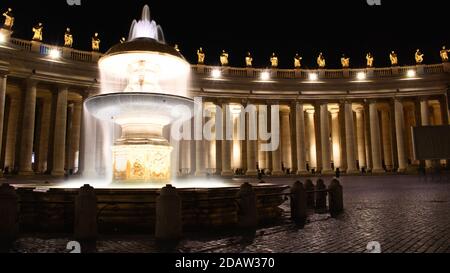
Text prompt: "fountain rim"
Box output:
[[99, 37, 187, 63], [84, 92, 195, 105]]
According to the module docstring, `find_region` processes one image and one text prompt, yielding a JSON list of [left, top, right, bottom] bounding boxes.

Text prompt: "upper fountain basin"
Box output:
[[99, 38, 189, 81]]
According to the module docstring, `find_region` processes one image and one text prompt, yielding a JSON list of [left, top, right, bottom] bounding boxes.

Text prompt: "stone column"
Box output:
[[364, 103, 373, 171], [271, 105, 283, 176], [69, 102, 82, 173], [19, 80, 37, 175], [4, 97, 20, 171], [221, 103, 233, 176], [354, 105, 366, 169], [380, 108, 393, 170], [420, 98, 432, 169], [345, 102, 358, 174], [295, 102, 308, 174], [209, 109, 217, 173], [280, 106, 292, 170], [246, 105, 258, 176], [37, 99, 52, 173], [394, 99, 407, 172], [257, 105, 268, 171], [0, 75, 7, 173], [306, 108, 317, 170], [320, 103, 332, 173], [330, 107, 341, 169], [369, 101, 384, 173], [52, 87, 68, 176], [195, 102, 207, 177]]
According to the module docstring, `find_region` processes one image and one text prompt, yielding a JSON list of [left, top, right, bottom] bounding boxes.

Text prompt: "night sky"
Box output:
[[1, 0, 448, 68]]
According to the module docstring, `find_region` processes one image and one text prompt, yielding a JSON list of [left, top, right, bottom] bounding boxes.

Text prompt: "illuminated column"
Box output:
[[345, 102, 358, 174], [306, 108, 317, 169], [420, 98, 432, 169], [19, 80, 37, 175], [280, 106, 292, 170], [209, 109, 217, 173], [69, 102, 82, 173], [330, 107, 341, 169], [221, 103, 233, 176], [295, 102, 308, 174], [320, 103, 332, 173], [231, 108, 241, 170], [369, 101, 384, 173], [0, 75, 6, 174], [195, 102, 207, 177], [4, 96, 20, 170], [246, 106, 258, 176], [354, 105, 366, 169], [271, 105, 283, 176], [364, 103, 372, 171], [37, 99, 52, 173], [258, 105, 268, 170], [380, 108, 393, 170], [394, 99, 407, 172], [51, 86, 68, 176]]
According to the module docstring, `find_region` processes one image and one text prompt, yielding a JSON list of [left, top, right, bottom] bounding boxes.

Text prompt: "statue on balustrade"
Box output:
[[317, 52, 326, 68], [270, 53, 278, 68], [294, 53, 302, 69], [415, 49, 424, 64], [197, 47, 205, 64], [92, 33, 100, 51], [32, 23, 43, 42], [174, 44, 180, 52], [64, 28, 73, 47], [440, 46, 450, 62], [245, 52, 253, 67], [220, 50, 229, 66], [2, 8, 14, 30], [120, 37, 126, 43], [366, 52, 374, 67], [341, 54, 350, 68], [389, 51, 398, 66]]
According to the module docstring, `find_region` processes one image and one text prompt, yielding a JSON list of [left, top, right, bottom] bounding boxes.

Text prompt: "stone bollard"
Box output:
[[0, 184, 18, 252], [236, 183, 258, 230], [290, 181, 307, 227], [328, 179, 344, 217], [155, 185, 182, 242], [304, 179, 315, 209], [74, 184, 97, 253], [315, 179, 327, 212]]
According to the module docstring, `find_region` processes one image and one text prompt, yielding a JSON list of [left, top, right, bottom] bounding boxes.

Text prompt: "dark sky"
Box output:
[[1, 0, 448, 68]]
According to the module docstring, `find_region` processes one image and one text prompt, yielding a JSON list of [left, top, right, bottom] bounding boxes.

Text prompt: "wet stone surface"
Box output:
[[9, 175, 450, 253]]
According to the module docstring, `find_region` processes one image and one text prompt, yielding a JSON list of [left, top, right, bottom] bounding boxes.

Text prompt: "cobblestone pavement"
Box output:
[[10, 175, 450, 253]]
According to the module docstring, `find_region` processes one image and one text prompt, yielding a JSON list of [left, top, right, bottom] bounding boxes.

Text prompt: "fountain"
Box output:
[[84, 5, 192, 185], [12, 5, 289, 233]]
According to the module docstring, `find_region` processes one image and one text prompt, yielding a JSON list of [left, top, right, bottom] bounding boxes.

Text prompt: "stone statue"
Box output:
[[64, 28, 73, 47], [366, 53, 374, 67], [197, 47, 205, 64], [415, 49, 424, 64], [2, 8, 14, 29], [245, 52, 253, 67], [317, 53, 326, 68], [220, 50, 229, 66], [32, 23, 43, 41], [440, 46, 450, 62], [341, 54, 350, 68], [120, 37, 126, 43], [294, 53, 302, 69], [389, 51, 398, 66], [174, 44, 180, 52], [92, 33, 100, 51], [270, 53, 278, 68]]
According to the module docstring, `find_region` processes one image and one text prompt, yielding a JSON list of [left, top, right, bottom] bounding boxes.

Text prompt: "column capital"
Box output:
[[353, 104, 365, 113], [25, 78, 38, 88]]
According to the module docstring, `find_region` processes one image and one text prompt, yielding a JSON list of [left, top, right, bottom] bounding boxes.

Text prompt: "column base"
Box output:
[[397, 167, 407, 173], [51, 170, 65, 177], [18, 170, 35, 176], [245, 170, 258, 176], [272, 170, 284, 176], [371, 168, 386, 174], [195, 171, 207, 177], [321, 169, 335, 175], [221, 171, 234, 177], [296, 170, 310, 176], [346, 169, 360, 175]]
